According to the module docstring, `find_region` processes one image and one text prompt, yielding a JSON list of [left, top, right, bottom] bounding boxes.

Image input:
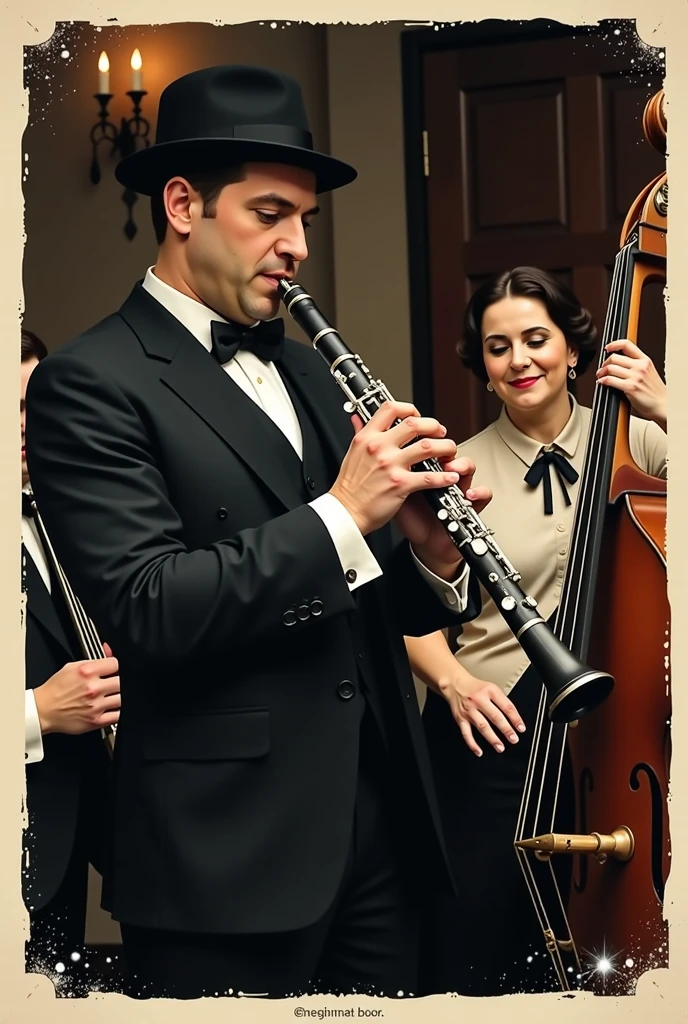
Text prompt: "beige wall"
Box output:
[[22, 19, 413, 945], [327, 23, 414, 403]]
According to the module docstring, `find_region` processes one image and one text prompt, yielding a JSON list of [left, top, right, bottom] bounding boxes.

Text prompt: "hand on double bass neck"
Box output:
[[596, 338, 667, 432]]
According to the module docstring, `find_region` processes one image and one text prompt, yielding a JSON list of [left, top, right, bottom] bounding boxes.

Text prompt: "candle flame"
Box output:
[[131, 48, 142, 71], [98, 51, 109, 73]]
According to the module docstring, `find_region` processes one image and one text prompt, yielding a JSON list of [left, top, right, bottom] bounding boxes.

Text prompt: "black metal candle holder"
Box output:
[[89, 91, 150, 240]]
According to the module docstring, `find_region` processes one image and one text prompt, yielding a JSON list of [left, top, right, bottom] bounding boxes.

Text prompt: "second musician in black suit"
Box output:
[[21, 329, 120, 994]]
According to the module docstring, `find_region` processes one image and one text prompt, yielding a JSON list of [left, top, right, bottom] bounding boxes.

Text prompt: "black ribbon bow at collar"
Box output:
[[210, 317, 285, 366], [524, 449, 579, 515]]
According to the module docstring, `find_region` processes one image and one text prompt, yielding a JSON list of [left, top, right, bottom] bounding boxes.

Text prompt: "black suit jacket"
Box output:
[[22, 544, 110, 914], [25, 283, 481, 935]]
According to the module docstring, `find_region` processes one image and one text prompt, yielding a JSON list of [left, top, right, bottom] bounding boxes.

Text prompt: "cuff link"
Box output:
[[345, 569, 357, 585]]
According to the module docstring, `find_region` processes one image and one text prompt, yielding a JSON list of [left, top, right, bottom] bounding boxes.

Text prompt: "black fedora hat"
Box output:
[[115, 64, 357, 196]]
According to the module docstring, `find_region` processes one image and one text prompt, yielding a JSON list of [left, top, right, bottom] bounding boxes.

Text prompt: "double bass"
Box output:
[[514, 89, 670, 995]]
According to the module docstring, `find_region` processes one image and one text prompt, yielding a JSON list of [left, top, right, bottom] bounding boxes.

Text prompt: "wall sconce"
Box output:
[[89, 49, 150, 240]]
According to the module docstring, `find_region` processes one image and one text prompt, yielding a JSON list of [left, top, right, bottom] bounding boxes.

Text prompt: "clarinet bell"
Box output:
[[520, 626, 615, 723], [546, 666, 615, 723]]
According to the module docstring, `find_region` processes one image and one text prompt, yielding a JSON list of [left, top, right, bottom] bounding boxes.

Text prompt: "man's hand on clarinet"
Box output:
[[395, 454, 491, 580], [328, 402, 491, 580]]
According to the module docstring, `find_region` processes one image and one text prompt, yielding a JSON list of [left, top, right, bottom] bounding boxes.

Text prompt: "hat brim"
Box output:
[[115, 138, 357, 196]]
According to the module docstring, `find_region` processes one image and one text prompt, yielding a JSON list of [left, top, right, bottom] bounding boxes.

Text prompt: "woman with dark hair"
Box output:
[[406, 267, 667, 996]]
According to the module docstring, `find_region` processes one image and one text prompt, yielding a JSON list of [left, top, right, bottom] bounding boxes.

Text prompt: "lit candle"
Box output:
[[98, 51, 110, 94], [130, 49, 143, 91]]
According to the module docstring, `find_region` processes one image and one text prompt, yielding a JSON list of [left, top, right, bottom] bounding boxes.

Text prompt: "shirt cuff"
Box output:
[[410, 547, 470, 613], [25, 689, 44, 764], [308, 493, 383, 592]]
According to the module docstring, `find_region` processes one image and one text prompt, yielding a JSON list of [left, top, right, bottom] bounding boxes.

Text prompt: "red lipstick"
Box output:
[[508, 376, 541, 390]]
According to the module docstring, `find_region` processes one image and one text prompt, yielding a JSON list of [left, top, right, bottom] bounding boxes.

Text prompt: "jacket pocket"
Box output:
[[142, 707, 270, 762]]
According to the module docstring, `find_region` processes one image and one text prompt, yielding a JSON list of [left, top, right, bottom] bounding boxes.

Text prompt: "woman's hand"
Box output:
[[435, 669, 526, 757], [596, 339, 667, 431]]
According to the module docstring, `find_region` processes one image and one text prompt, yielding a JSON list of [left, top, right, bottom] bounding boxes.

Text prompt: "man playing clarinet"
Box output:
[[24, 64, 490, 999]]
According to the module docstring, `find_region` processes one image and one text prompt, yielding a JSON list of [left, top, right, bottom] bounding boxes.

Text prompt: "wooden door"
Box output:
[[413, 28, 665, 443]]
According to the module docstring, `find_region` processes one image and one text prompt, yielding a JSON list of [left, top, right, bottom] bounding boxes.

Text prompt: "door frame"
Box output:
[[399, 17, 630, 416]]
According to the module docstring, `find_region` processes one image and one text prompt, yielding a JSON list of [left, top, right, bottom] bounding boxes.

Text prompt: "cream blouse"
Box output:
[[452, 397, 667, 697]]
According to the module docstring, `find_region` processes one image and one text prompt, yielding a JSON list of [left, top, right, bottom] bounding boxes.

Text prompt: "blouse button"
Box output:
[[557, 523, 565, 533]]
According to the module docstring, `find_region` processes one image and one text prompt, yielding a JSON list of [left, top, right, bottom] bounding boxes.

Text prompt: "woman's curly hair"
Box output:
[[458, 267, 598, 383]]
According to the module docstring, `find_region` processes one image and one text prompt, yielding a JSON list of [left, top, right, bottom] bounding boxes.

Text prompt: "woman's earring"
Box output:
[[486, 381, 494, 392], [568, 366, 577, 380]]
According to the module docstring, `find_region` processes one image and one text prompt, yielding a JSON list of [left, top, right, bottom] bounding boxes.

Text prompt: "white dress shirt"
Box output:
[[141, 267, 469, 610], [22, 484, 48, 764]]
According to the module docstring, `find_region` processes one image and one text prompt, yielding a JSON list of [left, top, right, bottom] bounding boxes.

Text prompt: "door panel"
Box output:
[[419, 30, 665, 442]]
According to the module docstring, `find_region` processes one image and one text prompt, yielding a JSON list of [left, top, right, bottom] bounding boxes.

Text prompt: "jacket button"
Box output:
[[337, 679, 356, 700], [217, 507, 228, 520], [345, 569, 357, 584], [307, 476, 316, 490], [297, 603, 310, 621], [310, 598, 323, 616], [283, 609, 297, 627]]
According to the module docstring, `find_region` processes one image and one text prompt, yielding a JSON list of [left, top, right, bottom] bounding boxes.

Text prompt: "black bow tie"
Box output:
[[210, 317, 285, 366], [524, 449, 579, 515], [22, 491, 36, 519]]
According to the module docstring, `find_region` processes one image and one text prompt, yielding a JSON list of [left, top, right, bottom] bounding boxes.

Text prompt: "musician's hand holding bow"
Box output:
[[33, 642, 121, 736], [597, 339, 667, 432]]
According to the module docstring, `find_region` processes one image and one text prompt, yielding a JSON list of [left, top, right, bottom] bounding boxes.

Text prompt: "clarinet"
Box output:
[[26, 494, 116, 757], [278, 279, 614, 725]]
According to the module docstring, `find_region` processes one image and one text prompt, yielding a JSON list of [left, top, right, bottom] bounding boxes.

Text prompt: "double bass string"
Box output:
[[519, 243, 633, 826], [516, 245, 630, 841], [29, 497, 116, 751], [555, 243, 633, 649], [513, 243, 635, 987], [31, 501, 104, 657]]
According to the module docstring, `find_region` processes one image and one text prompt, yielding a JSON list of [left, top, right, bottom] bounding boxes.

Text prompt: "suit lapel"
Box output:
[[118, 284, 384, 565], [160, 339, 308, 511], [278, 342, 389, 565], [22, 544, 73, 661], [119, 285, 306, 512], [278, 342, 353, 471]]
